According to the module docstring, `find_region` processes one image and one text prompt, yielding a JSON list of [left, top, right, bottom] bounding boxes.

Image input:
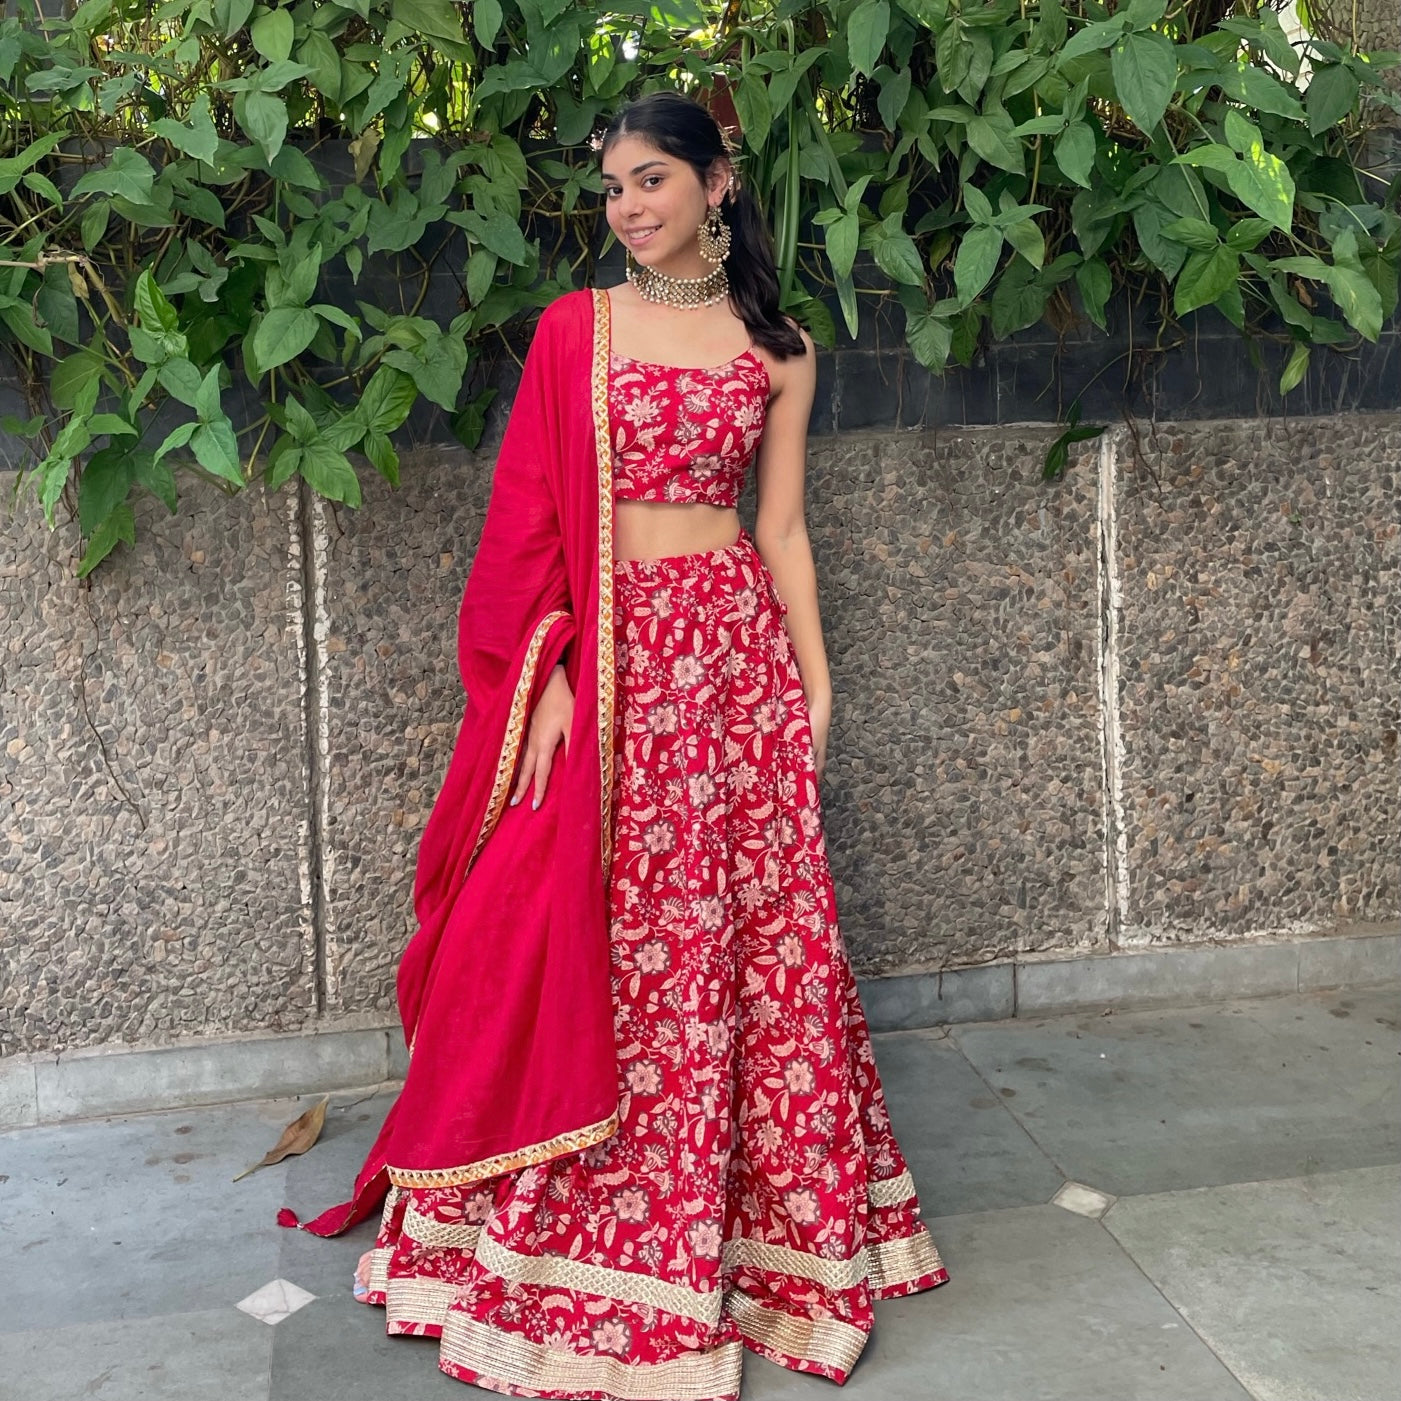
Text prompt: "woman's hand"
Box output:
[[807, 691, 831, 783], [512, 663, 574, 810]]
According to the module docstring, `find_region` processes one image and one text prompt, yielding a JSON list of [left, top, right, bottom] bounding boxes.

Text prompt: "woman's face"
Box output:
[[601, 133, 724, 277]]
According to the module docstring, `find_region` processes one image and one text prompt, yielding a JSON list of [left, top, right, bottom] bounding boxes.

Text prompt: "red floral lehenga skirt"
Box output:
[[362, 532, 948, 1399]]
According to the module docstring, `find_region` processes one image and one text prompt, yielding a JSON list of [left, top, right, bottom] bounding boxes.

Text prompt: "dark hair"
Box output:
[[600, 91, 806, 361]]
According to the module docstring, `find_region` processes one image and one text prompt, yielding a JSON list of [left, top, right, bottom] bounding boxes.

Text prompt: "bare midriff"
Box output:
[[613, 500, 741, 563]]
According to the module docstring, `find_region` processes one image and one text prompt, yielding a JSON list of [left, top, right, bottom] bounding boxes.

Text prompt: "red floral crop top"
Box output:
[[608, 349, 770, 507]]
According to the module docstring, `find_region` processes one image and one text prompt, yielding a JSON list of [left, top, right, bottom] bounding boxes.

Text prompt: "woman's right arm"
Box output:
[[513, 663, 574, 810]]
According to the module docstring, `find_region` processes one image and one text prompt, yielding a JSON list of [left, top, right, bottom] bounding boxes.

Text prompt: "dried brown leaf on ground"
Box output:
[[233, 1096, 329, 1182]]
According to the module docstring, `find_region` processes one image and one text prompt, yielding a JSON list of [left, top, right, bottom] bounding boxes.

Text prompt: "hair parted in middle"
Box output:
[[598, 90, 807, 361]]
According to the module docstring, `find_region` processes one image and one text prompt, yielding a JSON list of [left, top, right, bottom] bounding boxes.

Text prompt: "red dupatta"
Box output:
[[282, 288, 620, 1237]]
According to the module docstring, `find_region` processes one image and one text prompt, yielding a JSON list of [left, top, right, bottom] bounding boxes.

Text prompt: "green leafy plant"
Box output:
[[1, 0, 1397, 572]]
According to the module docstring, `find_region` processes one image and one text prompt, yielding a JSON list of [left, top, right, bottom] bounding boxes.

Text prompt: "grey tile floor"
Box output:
[[1, 985, 1396, 1401]]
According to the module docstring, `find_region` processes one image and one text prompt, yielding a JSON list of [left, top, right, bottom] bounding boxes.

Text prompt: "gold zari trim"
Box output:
[[590, 286, 617, 875], [439, 1313, 744, 1401], [477, 1231, 723, 1327], [724, 1289, 867, 1377], [367, 1244, 391, 1298], [464, 606, 571, 880], [402, 1203, 484, 1252], [384, 1274, 457, 1332], [867, 1227, 947, 1292], [868, 1168, 917, 1208], [723, 1235, 865, 1290], [385, 1109, 619, 1188]]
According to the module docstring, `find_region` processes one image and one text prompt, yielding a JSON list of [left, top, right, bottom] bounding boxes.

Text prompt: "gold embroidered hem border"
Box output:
[[724, 1289, 867, 1377], [385, 1110, 619, 1188], [478, 1229, 722, 1327], [384, 1274, 457, 1333], [401, 1202, 484, 1251], [868, 1168, 917, 1208], [867, 1226, 947, 1292], [439, 1313, 745, 1401], [366, 1244, 391, 1298], [383, 1215, 942, 1319]]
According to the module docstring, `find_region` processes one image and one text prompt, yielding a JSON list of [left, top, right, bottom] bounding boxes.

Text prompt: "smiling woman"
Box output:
[[283, 88, 949, 1401]]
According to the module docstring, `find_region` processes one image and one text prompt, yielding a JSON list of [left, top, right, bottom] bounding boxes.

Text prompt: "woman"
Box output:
[[283, 90, 948, 1398]]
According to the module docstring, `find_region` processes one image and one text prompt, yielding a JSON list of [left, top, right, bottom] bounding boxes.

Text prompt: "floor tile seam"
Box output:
[[0, 1302, 286, 1337], [1090, 1211, 1264, 1401], [1099, 1159, 1401, 1209], [943, 1026, 1076, 1182], [916, 1153, 1401, 1228]]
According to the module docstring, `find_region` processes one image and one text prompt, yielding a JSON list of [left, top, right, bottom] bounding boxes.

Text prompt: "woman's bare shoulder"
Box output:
[[762, 318, 816, 397]]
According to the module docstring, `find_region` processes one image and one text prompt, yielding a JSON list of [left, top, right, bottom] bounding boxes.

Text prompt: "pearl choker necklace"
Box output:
[[626, 254, 730, 309]]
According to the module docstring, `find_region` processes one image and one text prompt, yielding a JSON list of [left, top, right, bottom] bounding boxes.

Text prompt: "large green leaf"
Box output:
[[78, 445, 137, 535], [824, 209, 860, 282], [240, 89, 288, 162], [733, 72, 773, 152], [1306, 63, 1359, 136], [1279, 343, 1309, 395], [388, 0, 466, 46], [1076, 257, 1111, 329], [298, 31, 341, 102], [76, 503, 135, 577], [849, 0, 891, 78], [1323, 265, 1382, 342], [1217, 62, 1304, 122], [873, 222, 925, 286], [1110, 31, 1176, 134], [966, 110, 1023, 174], [70, 148, 155, 203], [250, 8, 294, 63], [362, 429, 400, 484], [1054, 121, 1095, 188], [252, 306, 319, 371], [0, 133, 65, 196], [954, 225, 1003, 305], [298, 439, 362, 506], [50, 349, 104, 412], [153, 93, 219, 164], [358, 366, 417, 433], [191, 417, 244, 485], [905, 307, 952, 370], [1059, 15, 1126, 63], [134, 270, 179, 334], [1223, 112, 1295, 233], [474, 0, 503, 45], [1174, 245, 1239, 314], [990, 260, 1050, 338], [384, 329, 468, 410], [1002, 218, 1045, 270]]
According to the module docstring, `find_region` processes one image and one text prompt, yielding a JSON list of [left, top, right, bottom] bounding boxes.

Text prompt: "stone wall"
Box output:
[[1, 412, 1396, 1057]]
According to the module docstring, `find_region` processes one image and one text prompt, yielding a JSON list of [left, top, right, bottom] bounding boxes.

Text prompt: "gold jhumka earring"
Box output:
[[697, 204, 732, 265]]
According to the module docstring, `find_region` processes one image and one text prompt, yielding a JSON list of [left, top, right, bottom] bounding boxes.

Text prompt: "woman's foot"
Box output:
[[352, 1250, 373, 1303]]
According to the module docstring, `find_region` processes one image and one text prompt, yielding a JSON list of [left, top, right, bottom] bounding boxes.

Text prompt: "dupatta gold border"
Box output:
[[590, 286, 616, 875], [386, 1108, 619, 1189], [463, 606, 570, 877]]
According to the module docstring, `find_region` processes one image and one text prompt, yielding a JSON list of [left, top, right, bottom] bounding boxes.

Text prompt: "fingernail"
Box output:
[[510, 795, 520, 806], [531, 798, 540, 810]]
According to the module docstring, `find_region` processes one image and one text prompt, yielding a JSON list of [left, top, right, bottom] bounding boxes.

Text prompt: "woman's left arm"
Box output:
[[752, 327, 831, 779]]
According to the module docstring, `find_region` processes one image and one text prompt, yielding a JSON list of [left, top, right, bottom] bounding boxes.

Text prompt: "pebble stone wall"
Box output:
[[1, 412, 1396, 1055], [1113, 418, 1397, 939], [1, 482, 315, 1058]]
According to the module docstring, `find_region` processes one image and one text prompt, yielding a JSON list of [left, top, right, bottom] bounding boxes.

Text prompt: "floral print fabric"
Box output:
[[609, 350, 770, 507], [361, 535, 948, 1401]]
